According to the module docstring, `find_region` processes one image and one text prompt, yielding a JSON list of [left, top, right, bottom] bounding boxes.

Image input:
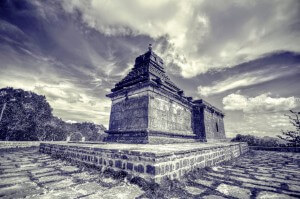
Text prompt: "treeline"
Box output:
[[231, 110, 300, 147], [0, 87, 106, 141], [231, 134, 287, 147]]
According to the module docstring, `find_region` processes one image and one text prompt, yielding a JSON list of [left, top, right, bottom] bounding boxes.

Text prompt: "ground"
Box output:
[[0, 149, 299, 199]]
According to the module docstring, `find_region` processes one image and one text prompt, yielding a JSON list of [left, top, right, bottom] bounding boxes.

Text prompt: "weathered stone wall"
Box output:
[[40, 142, 248, 183], [107, 87, 196, 143], [203, 109, 226, 140], [148, 91, 193, 136], [109, 95, 148, 131]]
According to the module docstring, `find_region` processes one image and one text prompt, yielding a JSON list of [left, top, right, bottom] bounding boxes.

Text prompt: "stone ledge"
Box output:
[[104, 130, 203, 144], [0, 141, 66, 150]]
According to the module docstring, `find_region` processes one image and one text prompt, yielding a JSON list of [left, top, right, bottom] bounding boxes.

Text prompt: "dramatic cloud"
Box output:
[[61, 0, 300, 77], [197, 69, 294, 97], [0, 0, 148, 126], [222, 93, 298, 113], [0, 0, 299, 137]]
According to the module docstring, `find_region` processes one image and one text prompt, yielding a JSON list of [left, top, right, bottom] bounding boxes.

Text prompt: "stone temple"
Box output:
[[105, 45, 226, 144], [40, 45, 248, 183]]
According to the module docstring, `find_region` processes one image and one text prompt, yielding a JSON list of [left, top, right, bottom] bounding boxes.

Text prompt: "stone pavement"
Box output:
[[179, 150, 300, 199], [0, 149, 299, 199]]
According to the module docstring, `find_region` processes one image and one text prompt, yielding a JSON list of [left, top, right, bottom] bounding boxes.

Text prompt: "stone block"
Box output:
[[146, 165, 155, 175], [137, 164, 144, 173], [127, 162, 133, 171], [115, 160, 122, 169]]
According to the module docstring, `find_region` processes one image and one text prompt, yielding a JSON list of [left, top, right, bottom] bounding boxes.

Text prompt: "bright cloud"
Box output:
[[222, 93, 298, 113], [61, 0, 300, 77]]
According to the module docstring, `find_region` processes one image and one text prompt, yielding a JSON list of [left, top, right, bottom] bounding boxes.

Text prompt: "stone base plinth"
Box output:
[[104, 130, 203, 144], [39, 142, 249, 183], [104, 131, 148, 144]]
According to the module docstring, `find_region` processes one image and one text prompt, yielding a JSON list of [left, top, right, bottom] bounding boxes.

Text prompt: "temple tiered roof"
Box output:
[[111, 44, 182, 96]]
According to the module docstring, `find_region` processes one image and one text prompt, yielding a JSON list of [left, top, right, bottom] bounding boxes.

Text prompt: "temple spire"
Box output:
[[148, 43, 152, 52]]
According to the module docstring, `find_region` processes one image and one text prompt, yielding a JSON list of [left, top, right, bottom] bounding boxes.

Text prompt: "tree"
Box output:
[[278, 110, 300, 147], [40, 116, 68, 141], [69, 122, 106, 141], [0, 87, 53, 141], [0, 87, 107, 141], [231, 134, 256, 146], [231, 134, 280, 147]]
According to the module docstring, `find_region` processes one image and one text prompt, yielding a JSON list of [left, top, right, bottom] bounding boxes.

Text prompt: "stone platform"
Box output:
[[40, 142, 248, 183]]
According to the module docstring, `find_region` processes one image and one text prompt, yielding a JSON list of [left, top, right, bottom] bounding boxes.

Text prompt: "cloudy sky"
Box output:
[[0, 0, 299, 137]]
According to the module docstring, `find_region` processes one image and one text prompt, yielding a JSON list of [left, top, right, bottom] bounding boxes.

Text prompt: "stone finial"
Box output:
[[148, 44, 152, 52]]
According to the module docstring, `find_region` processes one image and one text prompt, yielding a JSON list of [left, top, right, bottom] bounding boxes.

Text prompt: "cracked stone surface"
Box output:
[[216, 184, 251, 199], [0, 148, 299, 198], [184, 186, 206, 195]]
